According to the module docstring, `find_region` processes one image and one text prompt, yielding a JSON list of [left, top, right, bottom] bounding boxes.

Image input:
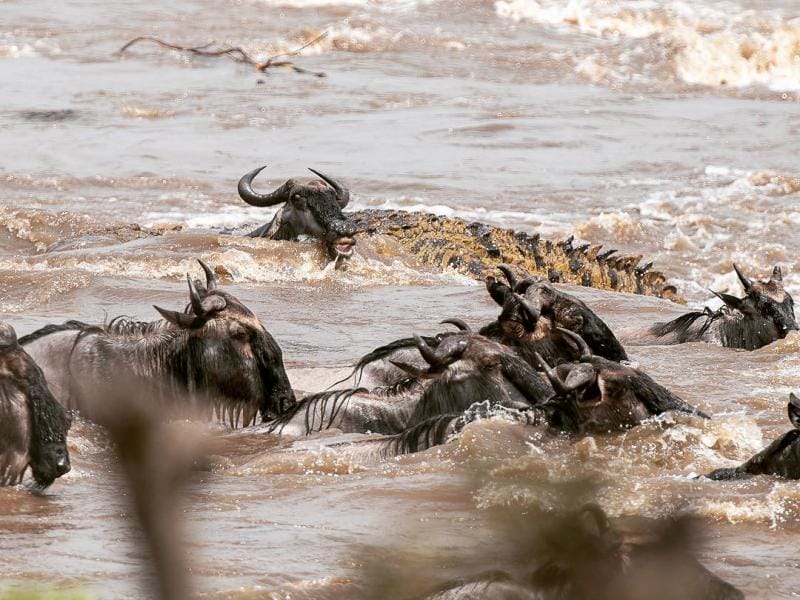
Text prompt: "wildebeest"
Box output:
[[650, 264, 797, 350], [423, 504, 744, 600], [706, 393, 800, 481], [482, 265, 628, 366], [535, 329, 705, 434], [0, 321, 71, 488], [238, 165, 358, 260], [19, 260, 295, 426], [267, 329, 552, 437]]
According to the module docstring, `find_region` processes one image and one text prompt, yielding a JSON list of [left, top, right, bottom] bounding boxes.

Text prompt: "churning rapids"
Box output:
[[1, 0, 800, 598]]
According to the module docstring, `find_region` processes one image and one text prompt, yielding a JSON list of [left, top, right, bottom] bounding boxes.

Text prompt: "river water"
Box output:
[[1, 0, 799, 597]]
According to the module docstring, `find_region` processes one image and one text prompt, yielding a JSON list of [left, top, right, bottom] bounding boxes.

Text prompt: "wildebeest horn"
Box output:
[[497, 264, 518, 289], [440, 318, 471, 332], [198, 259, 217, 291], [308, 168, 350, 208], [413, 334, 467, 369], [414, 334, 442, 367], [733, 263, 753, 291], [187, 275, 227, 316], [534, 352, 570, 395], [710, 289, 743, 310], [238, 165, 293, 207], [535, 352, 595, 396], [556, 327, 592, 362], [771, 265, 783, 283]]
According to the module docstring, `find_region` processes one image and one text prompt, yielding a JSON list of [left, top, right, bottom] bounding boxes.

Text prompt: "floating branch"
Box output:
[[116, 32, 328, 77]]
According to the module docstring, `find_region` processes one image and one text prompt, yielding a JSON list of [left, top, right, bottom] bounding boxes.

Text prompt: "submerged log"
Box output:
[[351, 209, 683, 302]]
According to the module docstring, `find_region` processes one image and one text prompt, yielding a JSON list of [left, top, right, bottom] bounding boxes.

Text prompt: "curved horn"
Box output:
[[198, 259, 217, 291], [534, 352, 570, 396], [771, 265, 783, 283], [733, 263, 753, 291], [238, 166, 293, 207], [440, 318, 471, 332], [710, 289, 743, 310], [186, 275, 227, 316], [497, 265, 518, 289], [187, 275, 205, 315], [413, 334, 442, 367], [556, 327, 593, 362], [308, 168, 350, 208]]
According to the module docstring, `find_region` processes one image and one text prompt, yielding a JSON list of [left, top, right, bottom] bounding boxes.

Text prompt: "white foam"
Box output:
[[494, 0, 800, 90]]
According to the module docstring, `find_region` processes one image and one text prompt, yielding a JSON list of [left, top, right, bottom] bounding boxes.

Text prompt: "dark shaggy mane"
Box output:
[[371, 377, 425, 398], [376, 413, 458, 456], [105, 315, 167, 336], [18, 320, 93, 345], [649, 311, 714, 343], [329, 335, 440, 388], [267, 388, 367, 434]]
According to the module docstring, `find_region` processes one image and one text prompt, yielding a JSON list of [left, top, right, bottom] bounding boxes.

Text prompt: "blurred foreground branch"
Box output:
[[116, 33, 328, 77], [85, 378, 209, 600]]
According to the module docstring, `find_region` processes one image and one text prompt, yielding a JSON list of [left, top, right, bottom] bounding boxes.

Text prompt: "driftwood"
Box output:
[[116, 32, 328, 77]]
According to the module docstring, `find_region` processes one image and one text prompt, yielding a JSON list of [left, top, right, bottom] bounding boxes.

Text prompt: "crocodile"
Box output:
[[350, 209, 683, 303]]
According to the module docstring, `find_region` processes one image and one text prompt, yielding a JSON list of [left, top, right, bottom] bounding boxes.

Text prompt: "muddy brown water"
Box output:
[[2, 0, 800, 597]]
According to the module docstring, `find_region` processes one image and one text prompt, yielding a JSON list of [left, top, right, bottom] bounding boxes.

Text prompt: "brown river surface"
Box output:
[[1, 0, 800, 597]]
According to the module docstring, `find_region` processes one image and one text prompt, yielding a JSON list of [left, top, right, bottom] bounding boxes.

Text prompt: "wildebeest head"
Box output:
[[153, 260, 295, 423], [712, 264, 797, 340], [706, 392, 800, 481], [535, 329, 703, 433], [0, 322, 72, 488], [485, 265, 628, 363], [238, 165, 358, 259], [389, 321, 554, 420]]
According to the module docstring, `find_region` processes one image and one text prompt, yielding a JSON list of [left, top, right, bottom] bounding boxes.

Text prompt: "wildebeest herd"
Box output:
[[2, 167, 798, 598]]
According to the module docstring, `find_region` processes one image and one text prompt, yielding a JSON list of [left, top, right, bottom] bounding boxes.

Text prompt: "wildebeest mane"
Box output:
[[370, 377, 424, 398], [105, 315, 169, 336], [649, 311, 715, 343], [18, 320, 93, 345], [374, 413, 458, 457], [267, 388, 367, 434], [407, 373, 503, 425], [330, 335, 441, 388]]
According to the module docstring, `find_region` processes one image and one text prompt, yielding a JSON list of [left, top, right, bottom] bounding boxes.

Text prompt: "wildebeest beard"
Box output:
[[25, 360, 72, 487], [0, 323, 71, 489]]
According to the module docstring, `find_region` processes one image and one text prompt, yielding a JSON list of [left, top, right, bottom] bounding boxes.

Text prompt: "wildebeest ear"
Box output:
[[771, 265, 783, 283], [789, 393, 800, 428]]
